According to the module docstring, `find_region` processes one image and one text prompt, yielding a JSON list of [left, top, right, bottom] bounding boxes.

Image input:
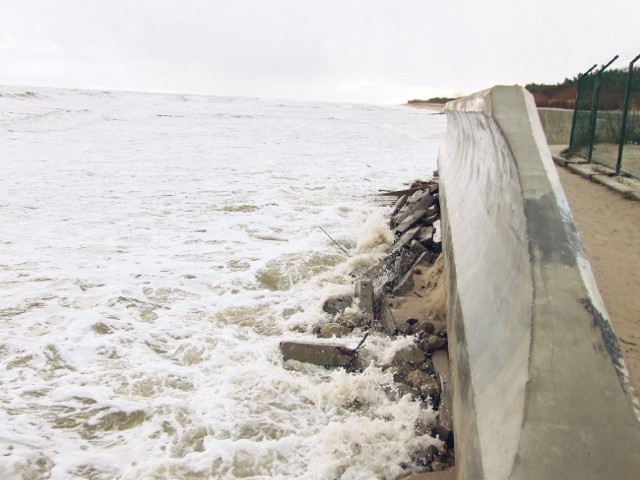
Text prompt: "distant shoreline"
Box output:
[[404, 99, 449, 111]]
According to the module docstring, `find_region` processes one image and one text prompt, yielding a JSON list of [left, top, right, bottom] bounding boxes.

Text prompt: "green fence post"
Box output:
[[569, 64, 597, 148], [616, 53, 640, 174], [588, 55, 619, 162]]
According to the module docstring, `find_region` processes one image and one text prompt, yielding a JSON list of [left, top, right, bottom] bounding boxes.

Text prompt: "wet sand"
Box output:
[[556, 166, 640, 391]]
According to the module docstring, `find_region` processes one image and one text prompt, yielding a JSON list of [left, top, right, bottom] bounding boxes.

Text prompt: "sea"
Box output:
[[0, 86, 445, 480]]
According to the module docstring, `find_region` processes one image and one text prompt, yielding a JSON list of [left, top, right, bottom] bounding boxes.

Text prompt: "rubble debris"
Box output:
[[391, 226, 421, 254], [392, 194, 408, 217], [280, 172, 454, 475], [406, 189, 428, 204], [409, 239, 429, 257]]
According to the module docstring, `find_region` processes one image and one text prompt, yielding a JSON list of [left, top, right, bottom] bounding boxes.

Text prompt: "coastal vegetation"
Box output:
[[526, 67, 640, 110], [407, 97, 454, 106]]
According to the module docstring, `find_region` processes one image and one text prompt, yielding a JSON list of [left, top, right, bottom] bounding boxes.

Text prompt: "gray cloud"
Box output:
[[1, 0, 639, 103]]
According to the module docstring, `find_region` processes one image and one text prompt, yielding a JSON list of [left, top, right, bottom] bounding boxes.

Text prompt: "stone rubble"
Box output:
[[279, 173, 454, 476]]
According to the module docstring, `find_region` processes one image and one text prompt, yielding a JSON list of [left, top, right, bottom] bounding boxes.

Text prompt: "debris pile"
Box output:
[[279, 173, 454, 476]]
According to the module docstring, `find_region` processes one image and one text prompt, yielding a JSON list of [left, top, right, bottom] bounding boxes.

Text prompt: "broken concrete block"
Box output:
[[407, 189, 428, 204], [394, 210, 426, 235], [393, 205, 416, 231], [393, 191, 433, 224], [409, 239, 429, 257], [395, 195, 436, 230], [422, 211, 439, 227], [418, 226, 435, 244], [391, 194, 408, 218], [392, 252, 427, 295], [377, 186, 425, 198], [414, 192, 436, 211], [391, 226, 420, 253], [356, 279, 374, 319], [280, 340, 356, 367], [374, 292, 397, 335], [392, 266, 415, 295], [395, 249, 418, 278]]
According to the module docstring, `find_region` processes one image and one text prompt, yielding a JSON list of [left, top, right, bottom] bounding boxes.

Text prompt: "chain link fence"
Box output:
[[569, 52, 640, 178], [618, 65, 640, 177], [569, 68, 597, 160]]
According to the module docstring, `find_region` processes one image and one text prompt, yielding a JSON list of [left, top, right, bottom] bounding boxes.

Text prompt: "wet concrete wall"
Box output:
[[438, 86, 640, 479]]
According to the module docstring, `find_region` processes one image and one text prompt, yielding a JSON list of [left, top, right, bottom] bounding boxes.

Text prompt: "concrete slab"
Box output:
[[592, 174, 636, 196], [547, 144, 639, 201], [567, 162, 598, 178], [559, 161, 640, 201], [280, 340, 356, 367]]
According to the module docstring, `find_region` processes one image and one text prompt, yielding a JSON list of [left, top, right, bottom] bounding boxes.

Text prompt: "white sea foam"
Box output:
[[0, 86, 445, 479]]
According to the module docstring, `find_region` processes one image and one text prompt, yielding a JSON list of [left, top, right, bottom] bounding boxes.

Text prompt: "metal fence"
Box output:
[[569, 52, 640, 178]]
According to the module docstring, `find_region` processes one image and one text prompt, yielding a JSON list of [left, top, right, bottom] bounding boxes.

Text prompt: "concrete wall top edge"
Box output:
[[445, 88, 492, 115]]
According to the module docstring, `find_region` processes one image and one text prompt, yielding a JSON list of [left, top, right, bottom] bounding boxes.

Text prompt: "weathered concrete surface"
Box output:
[[280, 340, 356, 367], [537, 107, 573, 145], [439, 86, 640, 479]]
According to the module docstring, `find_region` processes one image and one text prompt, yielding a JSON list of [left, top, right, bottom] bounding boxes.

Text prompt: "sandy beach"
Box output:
[[556, 166, 640, 391]]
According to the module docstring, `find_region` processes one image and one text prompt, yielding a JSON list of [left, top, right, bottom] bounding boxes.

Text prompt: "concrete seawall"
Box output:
[[438, 86, 640, 479]]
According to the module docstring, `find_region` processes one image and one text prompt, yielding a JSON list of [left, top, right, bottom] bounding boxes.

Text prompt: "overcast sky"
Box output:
[[1, 0, 639, 104]]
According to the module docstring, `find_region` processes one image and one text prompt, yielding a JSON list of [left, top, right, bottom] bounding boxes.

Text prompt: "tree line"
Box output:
[[526, 67, 640, 110]]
